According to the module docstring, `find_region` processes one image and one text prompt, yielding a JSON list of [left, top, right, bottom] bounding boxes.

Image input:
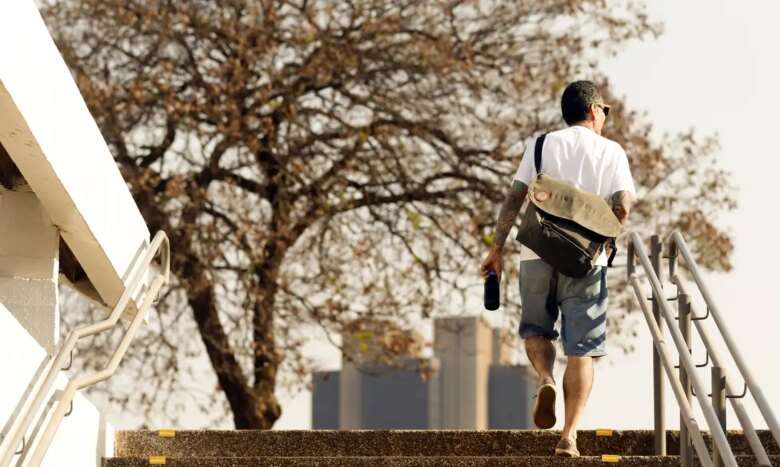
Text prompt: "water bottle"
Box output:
[[484, 270, 500, 310]]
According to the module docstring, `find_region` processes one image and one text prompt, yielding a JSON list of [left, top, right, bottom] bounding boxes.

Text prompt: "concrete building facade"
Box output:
[[430, 316, 493, 429], [312, 316, 536, 430]]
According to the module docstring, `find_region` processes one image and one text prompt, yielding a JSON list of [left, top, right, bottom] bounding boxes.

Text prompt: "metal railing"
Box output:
[[0, 231, 170, 467], [628, 231, 779, 467]]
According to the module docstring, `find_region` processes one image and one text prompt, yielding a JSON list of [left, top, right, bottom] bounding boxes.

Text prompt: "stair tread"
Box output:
[[103, 454, 780, 467], [114, 429, 780, 458]]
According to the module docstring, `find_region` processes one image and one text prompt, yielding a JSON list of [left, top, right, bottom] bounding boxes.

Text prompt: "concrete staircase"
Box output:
[[104, 429, 780, 466]]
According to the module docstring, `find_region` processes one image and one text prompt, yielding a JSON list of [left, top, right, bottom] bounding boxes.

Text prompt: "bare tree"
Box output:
[[42, 0, 735, 429]]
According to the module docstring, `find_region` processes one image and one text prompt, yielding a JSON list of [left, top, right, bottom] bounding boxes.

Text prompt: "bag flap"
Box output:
[[528, 174, 622, 237]]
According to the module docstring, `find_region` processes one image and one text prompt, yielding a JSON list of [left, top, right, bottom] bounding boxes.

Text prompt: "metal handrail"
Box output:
[[673, 278, 771, 465], [0, 231, 170, 467], [628, 274, 713, 463], [628, 232, 738, 467], [669, 231, 780, 452]]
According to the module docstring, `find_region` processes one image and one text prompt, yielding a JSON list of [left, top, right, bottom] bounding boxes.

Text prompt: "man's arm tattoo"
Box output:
[[611, 190, 635, 225], [492, 180, 528, 251]]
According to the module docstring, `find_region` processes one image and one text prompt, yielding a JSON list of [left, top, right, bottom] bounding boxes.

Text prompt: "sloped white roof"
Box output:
[[0, 1, 151, 315]]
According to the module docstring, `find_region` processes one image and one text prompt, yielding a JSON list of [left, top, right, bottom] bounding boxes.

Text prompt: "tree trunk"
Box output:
[[249, 244, 285, 428], [185, 260, 268, 428], [251, 294, 282, 429]]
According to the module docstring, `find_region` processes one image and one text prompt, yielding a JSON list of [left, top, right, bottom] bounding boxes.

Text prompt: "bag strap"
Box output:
[[607, 238, 618, 268], [545, 269, 559, 319], [534, 133, 548, 175]]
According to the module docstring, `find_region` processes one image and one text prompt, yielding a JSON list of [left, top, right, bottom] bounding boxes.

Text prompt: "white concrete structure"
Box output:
[[0, 0, 150, 315], [0, 191, 60, 354], [0, 1, 161, 466], [0, 302, 113, 467], [430, 317, 493, 429]]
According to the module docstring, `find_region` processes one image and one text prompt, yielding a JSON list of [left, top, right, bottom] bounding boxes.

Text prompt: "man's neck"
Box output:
[[573, 121, 599, 135]]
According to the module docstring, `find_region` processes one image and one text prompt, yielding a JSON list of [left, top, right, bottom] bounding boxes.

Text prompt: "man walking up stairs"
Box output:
[[480, 80, 637, 457]]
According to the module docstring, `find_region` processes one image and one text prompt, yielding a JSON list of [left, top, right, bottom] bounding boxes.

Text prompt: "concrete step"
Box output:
[[115, 429, 779, 458], [103, 455, 780, 467]]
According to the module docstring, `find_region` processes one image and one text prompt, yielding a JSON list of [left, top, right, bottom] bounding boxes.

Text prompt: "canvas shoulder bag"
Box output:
[[515, 133, 623, 278]]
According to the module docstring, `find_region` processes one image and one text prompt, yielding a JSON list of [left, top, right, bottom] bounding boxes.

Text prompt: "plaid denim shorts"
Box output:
[[518, 259, 608, 357]]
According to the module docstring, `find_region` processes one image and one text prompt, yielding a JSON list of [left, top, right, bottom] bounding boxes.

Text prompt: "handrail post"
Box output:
[[712, 366, 727, 467], [667, 240, 678, 281], [650, 235, 666, 455], [678, 292, 693, 467]]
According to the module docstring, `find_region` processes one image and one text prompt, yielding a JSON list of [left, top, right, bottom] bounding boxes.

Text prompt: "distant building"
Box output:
[[311, 371, 339, 430], [312, 316, 536, 429]]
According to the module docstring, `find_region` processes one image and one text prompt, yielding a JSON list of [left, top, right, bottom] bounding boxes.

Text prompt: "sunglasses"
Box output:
[[595, 103, 610, 117]]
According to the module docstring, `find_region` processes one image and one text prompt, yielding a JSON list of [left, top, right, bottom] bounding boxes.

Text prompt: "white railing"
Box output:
[[0, 231, 170, 467]]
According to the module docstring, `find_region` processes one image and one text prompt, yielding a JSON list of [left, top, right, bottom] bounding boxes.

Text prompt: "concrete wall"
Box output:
[[0, 190, 59, 353], [0, 0, 151, 316], [311, 371, 339, 429], [338, 362, 362, 430], [488, 365, 535, 429], [491, 328, 515, 366], [426, 358, 441, 429], [431, 317, 492, 429], [316, 317, 533, 430], [0, 2, 153, 464], [358, 360, 430, 429], [0, 189, 113, 465], [0, 302, 113, 467], [334, 360, 431, 430]]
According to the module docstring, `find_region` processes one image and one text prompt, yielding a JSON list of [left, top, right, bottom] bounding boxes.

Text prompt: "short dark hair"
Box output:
[[561, 81, 603, 125]]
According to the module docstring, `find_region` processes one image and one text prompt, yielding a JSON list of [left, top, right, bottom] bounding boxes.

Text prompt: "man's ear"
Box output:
[[585, 104, 597, 122]]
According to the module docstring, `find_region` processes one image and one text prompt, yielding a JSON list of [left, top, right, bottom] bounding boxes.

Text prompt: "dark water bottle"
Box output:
[[484, 270, 500, 310]]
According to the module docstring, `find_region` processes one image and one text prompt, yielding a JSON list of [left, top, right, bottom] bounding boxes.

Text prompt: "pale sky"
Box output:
[[271, 0, 780, 431]]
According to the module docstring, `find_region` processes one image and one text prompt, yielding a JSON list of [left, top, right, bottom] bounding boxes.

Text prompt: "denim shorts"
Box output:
[[518, 259, 608, 357]]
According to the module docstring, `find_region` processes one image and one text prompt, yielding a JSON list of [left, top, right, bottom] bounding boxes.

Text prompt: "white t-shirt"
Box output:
[[512, 125, 637, 265]]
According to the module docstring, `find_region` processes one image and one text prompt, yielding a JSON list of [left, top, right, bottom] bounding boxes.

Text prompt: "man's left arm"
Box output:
[[610, 146, 637, 225], [610, 190, 635, 225]]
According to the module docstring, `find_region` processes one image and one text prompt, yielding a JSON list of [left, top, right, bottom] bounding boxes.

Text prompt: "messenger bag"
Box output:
[[515, 133, 622, 278]]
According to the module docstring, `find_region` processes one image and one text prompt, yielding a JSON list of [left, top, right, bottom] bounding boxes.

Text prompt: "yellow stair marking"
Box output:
[[149, 456, 166, 465], [601, 454, 621, 462], [158, 429, 176, 438], [596, 428, 614, 437]]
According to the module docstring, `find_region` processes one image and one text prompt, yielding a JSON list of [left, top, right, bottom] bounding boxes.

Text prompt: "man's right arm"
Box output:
[[610, 190, 635, 225], [480, 140, 533, 279], [480, 179, 527, 280], [491, 180, 528, 252]]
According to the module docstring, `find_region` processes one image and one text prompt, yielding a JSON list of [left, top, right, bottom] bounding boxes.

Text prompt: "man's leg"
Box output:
[[555, 267, 608, 456], [526, 336, 557, 428], [526, 335, 556, 383], [562, 355, 594, 440], [519, 259, 558, 385], [518, 259, 560, 429]]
